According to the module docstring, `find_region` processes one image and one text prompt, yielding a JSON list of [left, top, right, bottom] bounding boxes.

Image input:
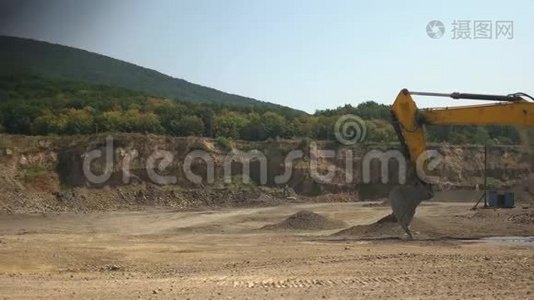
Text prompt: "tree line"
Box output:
[[0, 75, 531, 145]]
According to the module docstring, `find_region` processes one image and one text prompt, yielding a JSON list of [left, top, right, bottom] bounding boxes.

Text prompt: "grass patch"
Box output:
[[20, 164, 49, 178], [216, 137, 233, 152], [189, 142, 210, 152]]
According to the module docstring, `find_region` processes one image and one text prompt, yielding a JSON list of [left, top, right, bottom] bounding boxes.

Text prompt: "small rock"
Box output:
[[152, 290, 158, 294]]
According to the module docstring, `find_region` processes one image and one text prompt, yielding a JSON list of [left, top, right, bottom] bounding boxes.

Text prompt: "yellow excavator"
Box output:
[[389, 89, 534, 238]]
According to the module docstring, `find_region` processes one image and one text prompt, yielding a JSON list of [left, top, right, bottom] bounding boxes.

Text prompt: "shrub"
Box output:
[[189, 141, 210, 152], [216, 136, 233, 152]]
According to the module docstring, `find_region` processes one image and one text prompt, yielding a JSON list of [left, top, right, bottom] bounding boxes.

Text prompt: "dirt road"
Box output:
[[0, 202, 532, 299]]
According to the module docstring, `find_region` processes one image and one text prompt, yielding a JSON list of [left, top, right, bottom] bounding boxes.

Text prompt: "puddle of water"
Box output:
[[466, 236, 534, 246]]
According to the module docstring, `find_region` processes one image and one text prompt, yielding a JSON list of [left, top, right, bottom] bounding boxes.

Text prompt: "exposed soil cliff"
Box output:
[[0, 133, 532, 213]]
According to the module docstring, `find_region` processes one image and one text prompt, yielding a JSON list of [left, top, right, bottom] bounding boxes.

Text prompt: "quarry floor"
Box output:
[[0, 201, 532, 299]]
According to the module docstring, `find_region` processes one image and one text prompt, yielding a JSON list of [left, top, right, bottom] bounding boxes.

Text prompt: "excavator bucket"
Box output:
[[388, 183, 434, 239]]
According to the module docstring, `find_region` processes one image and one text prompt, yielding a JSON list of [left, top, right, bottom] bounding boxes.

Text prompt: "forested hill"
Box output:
[[0, 75, 529, 146], [0, 36, 530, 145], [0, 35, 299, 111]]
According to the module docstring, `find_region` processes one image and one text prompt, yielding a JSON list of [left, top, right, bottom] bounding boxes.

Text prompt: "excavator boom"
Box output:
[[391, 88, 534, 164], [388, 88, 534, 239]]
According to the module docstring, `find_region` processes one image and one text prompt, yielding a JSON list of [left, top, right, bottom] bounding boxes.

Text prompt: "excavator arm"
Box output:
[[388, 88, 534, 239], [391, 88, 534, 165]]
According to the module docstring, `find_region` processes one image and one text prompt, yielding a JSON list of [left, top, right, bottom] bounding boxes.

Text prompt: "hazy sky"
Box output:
[[1, 0, 533, 113]]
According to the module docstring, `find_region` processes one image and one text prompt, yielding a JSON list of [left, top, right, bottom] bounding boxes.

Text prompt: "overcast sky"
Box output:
[[1, 0, 533, 113]]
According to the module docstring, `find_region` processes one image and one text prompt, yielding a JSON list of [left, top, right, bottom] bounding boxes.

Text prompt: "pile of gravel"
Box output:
[[261, 210, 347, 231], [332, 214, 401, 237]]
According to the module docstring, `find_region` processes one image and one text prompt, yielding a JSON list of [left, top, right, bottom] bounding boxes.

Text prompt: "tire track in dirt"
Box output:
[[200, 275, 414, 289]]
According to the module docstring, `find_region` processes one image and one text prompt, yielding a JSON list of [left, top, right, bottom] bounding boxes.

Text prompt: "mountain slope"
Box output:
[[0, 35, 297, 111]]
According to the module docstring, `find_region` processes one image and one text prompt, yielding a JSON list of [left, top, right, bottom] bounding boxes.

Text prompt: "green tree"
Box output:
[[123, 109, 163, 133], [3, 103, 41, 134], [32, 110, 67, 135], [169, 115, 204, 136], [199, 108, 215, 137], [262, 111, 287, 138], [367, 119, 396, 143], [215, 111, 248, 139], [96, 110, 125, 132], [472, 127, 491, 144], [155, 103, 188, 134], [240, 112, 267, 141], [63, 107, 95, 134]]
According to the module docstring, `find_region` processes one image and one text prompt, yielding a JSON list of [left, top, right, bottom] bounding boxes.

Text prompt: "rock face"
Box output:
[[528, 174, 534, 194], [0, 133, 532, 212]]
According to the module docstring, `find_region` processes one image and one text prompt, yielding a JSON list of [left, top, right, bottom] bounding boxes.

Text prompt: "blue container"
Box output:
[[487, 191, 498, 207], [504, 192, 515, 208]]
